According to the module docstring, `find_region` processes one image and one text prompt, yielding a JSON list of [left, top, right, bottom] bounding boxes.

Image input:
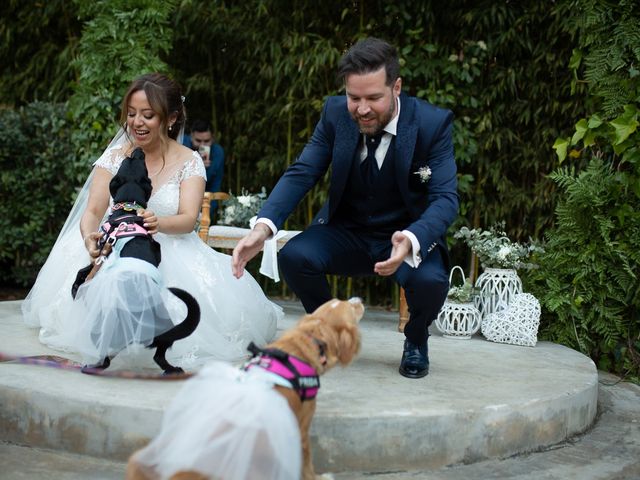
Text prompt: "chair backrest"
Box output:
[[199, 191, 230, 241]]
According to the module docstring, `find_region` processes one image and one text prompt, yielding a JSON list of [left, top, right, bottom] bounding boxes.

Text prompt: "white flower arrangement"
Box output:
[[218, 187, 267, 227], [414, 166, 432, 183], [454, 222, 544, 271]]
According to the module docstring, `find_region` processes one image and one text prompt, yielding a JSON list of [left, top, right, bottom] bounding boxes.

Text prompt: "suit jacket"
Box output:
[[258, 92, 459, 257]]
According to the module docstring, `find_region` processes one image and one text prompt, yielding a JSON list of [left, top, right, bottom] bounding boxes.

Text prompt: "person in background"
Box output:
[[184, 119, 225, 222]]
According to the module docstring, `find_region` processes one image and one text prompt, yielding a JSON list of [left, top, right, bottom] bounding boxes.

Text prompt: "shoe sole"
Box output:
[[398, 366, 429, 379]]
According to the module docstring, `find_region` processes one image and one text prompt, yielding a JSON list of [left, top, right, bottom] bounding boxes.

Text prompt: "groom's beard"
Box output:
[[352, 94, 396, 136]]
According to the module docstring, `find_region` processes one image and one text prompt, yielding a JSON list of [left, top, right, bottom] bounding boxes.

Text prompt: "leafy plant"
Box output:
[[218, 189, 268, 228], [0, 102, 84, 285], [454, 223, 544, 271], [532, 0, 640, 381], [446, 279, 476, 304]]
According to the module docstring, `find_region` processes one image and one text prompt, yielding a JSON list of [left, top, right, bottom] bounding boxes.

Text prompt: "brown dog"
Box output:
[[126, 298, 364, 480]]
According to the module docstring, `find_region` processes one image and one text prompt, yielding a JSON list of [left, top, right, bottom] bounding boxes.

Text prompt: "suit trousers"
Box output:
[[278, 224, 449, 345]]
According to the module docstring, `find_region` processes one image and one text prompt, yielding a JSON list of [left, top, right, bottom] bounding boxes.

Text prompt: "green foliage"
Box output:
[[68, 0, 177, 162], [0, 1, 178, 287], [454, 223, 544, 271], [0, 0, 81, 105], [0, 103, 85, 286], [570, 0, 640, 116], [533, 0, 640, 379], [527, 158, 640, 378]]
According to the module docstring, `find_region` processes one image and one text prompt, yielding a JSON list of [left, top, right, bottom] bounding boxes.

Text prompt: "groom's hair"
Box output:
[[337, 37, 399, 87]]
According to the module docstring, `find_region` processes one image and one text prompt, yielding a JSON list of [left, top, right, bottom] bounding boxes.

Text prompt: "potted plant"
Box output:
[[434, 266, 482, 339], [454, 223, 544, 319]]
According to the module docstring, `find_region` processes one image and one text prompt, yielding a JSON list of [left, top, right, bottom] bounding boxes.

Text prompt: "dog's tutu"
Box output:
[[133, 361, 301, 480], [70, 256, 180, 364]]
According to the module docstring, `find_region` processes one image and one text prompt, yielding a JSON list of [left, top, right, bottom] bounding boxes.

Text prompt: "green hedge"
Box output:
[[0, 102, 89, 286]]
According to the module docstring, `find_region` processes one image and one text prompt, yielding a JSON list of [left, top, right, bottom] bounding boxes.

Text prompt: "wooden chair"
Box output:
[[199, 192, 410, 332], [198, 191, 230, 242]]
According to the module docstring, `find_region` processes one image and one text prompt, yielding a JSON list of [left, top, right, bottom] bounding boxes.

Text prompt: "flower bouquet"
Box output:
[[453, 222, 544, 271], [217, 188, 267, 228]]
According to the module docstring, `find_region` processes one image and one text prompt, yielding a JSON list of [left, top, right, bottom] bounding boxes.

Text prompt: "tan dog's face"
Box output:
[[300, 297, 363, 368]]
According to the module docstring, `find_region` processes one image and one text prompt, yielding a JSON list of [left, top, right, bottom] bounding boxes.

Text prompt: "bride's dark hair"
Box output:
[[120, 73, 186, 144]]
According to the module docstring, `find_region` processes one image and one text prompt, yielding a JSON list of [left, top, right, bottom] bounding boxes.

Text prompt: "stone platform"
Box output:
[[0, 299, 598, 475]]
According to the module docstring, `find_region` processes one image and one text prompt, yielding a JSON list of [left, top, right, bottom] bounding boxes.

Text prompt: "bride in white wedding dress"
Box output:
[[22, 73, 282, 369]]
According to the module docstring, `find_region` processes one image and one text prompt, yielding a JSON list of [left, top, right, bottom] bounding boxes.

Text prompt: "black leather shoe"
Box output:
[[399, 339, 429, 379]]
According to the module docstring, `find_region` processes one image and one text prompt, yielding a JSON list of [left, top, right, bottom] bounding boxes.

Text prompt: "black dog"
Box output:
[[72, 147, 200, 374]]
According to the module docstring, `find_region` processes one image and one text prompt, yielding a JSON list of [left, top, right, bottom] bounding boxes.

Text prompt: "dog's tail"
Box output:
[[148, 288, 201, 347]]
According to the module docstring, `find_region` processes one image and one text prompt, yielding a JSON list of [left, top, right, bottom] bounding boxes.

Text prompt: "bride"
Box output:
[[22, 73, 282, 368]]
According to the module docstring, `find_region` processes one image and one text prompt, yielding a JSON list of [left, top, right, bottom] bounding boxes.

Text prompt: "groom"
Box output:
[[232, 37, 458, 379]]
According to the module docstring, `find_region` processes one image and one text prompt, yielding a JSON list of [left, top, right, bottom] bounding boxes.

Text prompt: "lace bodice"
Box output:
[[95, 146, 206, 216]]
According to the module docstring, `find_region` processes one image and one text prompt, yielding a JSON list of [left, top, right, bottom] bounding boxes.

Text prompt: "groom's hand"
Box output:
[[232, 223, 272, 278], [374, 231, 411, 276]]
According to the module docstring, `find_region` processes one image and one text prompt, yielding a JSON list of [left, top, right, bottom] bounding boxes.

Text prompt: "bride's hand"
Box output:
[[83, 232, 102, 259], [140, 209, 159, 234]]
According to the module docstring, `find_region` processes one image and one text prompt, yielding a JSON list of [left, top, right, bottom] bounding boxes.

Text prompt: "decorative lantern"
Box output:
[[435, 266, 481, 340], [474, 268, 523, 320]]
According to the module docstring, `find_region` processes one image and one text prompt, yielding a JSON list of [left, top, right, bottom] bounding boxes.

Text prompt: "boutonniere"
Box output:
[[414, 166, 432, 183]]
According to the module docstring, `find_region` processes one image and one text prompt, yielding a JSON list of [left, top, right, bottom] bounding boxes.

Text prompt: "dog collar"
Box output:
[[243, 342, 320, 401], [112, 201, 145, 212]]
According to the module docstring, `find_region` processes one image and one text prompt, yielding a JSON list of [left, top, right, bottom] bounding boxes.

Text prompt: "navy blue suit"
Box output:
[[258, 93, 458, 344]]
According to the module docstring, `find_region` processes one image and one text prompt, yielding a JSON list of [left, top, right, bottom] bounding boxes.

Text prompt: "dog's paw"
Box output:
[[162, 366, 185, 376]]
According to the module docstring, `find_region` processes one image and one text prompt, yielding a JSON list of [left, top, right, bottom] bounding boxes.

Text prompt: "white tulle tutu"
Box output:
[[133, 361, 301, 480], [70, 255, 182, 364]]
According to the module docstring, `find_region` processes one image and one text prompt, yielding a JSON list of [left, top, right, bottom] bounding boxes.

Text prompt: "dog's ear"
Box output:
[[138, 174, 153, 203], [337, 322, 361, 365], [109, 174, 125, 199]]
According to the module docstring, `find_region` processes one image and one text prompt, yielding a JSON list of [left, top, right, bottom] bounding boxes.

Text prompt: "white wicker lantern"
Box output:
[[474, 268, 523, 319], [435, 266, 481, 340]]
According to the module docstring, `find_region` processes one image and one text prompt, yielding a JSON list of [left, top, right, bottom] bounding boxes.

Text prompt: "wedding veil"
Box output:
[[22, 128, 129, 328]]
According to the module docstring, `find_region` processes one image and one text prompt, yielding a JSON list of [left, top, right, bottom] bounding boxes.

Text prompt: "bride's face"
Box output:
[[126, 90, 163, 148]]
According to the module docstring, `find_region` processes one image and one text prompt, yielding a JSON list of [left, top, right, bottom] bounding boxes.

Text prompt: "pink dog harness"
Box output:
[[243, 342, 321, 401], [97, 203, 150, 252], [100, 216, 148, 244]]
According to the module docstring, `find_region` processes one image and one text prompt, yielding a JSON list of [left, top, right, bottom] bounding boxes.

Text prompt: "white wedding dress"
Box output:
[[22, 143, 282, 368]]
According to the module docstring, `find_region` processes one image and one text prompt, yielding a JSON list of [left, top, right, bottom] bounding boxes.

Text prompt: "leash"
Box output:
[[0, 351, 193, 380]]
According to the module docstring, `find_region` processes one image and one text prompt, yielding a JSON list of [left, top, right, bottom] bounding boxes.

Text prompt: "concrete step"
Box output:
[[0, 299, 600, 475], [2, 372, 639, 480]]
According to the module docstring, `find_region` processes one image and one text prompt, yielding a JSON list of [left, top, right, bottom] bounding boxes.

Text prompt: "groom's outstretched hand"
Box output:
[[232, 223, 273, 278], [374, 231, 411, 277]]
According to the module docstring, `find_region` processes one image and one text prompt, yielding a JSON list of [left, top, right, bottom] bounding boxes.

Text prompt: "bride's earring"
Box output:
[[169, 124, 174, 132]]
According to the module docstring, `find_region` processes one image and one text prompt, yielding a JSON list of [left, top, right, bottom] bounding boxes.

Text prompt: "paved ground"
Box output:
[[1, 299, 638, 479]]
